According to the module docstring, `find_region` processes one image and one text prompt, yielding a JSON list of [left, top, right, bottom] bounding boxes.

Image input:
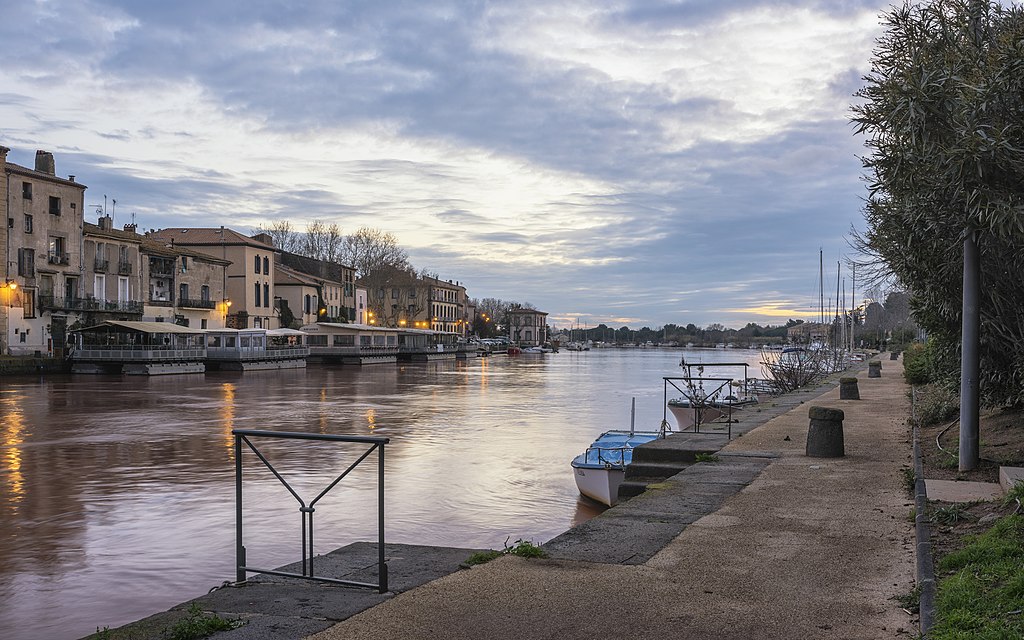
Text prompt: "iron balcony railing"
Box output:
[[178, 297, 217, 309], [233, 429, 390, 593], [117, 260, 133, 275], [47, 252, 71, 265], [94, 258, 110, 272]]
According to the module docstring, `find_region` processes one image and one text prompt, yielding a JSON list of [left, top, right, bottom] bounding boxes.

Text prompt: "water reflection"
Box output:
[[0, 348, 764, 639]]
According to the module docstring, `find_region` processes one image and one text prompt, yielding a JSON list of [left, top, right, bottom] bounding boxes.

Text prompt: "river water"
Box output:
[[0, 348, 766, 639]]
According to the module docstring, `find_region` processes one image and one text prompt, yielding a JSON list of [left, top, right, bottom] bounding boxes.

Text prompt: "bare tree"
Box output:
[[340, 227, 411, 278], [254, 221, 302, 253], [302, 220, 344, 263]]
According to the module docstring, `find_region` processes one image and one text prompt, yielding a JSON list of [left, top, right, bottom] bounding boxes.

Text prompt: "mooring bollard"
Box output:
[[890, 351, 900, 361], [868, 360, 882, 378], [806, 406, 845, 458], [839, 377, 860, 400]]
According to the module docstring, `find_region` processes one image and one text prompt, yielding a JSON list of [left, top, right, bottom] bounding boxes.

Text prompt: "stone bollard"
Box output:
[[806, 406, 845, 458], [889, 351, 900, 361], [839, 377, 860, 400], [868, 360, 882, 378]]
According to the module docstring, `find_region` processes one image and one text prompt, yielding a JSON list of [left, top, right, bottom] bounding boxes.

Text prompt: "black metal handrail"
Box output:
[[232, 429, 390, 593]]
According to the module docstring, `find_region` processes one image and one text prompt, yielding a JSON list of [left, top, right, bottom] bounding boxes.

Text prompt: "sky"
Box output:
[[0, 0, 892, 330]]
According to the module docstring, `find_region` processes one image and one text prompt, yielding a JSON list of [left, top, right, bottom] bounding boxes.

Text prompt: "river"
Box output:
[[0, 348, 767, 639]]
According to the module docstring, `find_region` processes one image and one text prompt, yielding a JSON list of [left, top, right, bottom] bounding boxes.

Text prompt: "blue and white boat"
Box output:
[[571, 430, 662, 507]]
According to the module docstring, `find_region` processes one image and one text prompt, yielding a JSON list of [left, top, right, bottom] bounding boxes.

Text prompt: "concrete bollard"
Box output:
[[839, 377, 860, 400], [889, 351, 900, 361], [806, 406, 845, 458], [868, 360, 882, 378]]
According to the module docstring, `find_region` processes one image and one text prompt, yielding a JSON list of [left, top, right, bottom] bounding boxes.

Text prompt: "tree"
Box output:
[[301, 221, 344, 263], [340, 227, 411, 278], [255, 220, 302, 253], [854, 0, 1024, 408]]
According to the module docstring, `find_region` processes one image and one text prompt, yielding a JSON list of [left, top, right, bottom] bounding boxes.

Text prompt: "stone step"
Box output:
[[625, 460, 689, 481], [1000, 466, 1024, 493], [617, 480, 653, 500]]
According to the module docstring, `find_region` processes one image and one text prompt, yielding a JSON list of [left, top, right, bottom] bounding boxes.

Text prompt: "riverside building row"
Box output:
[[0, 147, 474, 357]]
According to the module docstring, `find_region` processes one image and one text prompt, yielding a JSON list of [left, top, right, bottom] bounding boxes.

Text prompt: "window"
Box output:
[[409, 288, 417, 298], [94, 274, 106, 301], [307, 335, 327, 346], [200, 285, 210, 302], [49, 196, 61, 215], [118, 277, 129, 303], [17, 248, 35, 277], [23, 289, 36, 319], [391, 288, 399, 299], [200, 319, 208, 329], [262, 256, 269, 274], [180, 256, 188, 272], [304, 294, 312, 314], [254, 255, 260, 273], [376, 288, 384, 300], [179, 283, 189, 302], [22, 182, 32, 200], [254, 282, 261, 307], [48, 236, 66, 263], [24, 214, 32, 233], [263, 283, 270, 307]]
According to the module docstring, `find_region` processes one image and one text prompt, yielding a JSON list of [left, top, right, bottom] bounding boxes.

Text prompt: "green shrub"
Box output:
[[903, 341, 933, 385], [914, 383, 959, 426]]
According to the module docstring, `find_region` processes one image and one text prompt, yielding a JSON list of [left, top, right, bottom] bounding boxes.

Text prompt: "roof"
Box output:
[[83, 222, 143, 244], [275, 264, 328, 287], [139, 238, 232, 265], [73, 320, 206, 334], [300, 322, 398, 333], [4, 160, 87, 189], [148, 227, 276, 250], [266, 328, 307, 336], [507, 308, 548, 316]]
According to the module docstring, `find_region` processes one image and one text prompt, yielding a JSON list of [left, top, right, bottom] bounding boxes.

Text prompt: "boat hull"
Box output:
[[572, 464, 625, 507]]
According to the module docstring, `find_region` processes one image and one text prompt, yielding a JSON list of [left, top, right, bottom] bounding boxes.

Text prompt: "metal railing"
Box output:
[[233, 429, 390, 593], [117, 260, 133, 275], [94, 258, 110, 272], [178, 297, 217, 309]]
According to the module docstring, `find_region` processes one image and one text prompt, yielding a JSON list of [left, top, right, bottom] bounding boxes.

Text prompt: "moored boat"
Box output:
[[571, 429, 662, 506]]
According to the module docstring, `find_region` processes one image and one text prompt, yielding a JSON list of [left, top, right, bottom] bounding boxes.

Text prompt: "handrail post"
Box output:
[[235, 433, 245, 583], [378, 442, 388, 593]]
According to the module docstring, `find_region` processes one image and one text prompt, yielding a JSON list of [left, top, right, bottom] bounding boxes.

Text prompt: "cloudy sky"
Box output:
[[1, 0, 889, 329]]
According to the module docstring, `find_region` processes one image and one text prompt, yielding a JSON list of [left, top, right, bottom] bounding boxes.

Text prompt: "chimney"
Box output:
[[98, 215, 113, 231], [68, 175, 75, 183], [0, 146, 9, 163], [35, 150, 55, 175], [124, 223, 138, 234]]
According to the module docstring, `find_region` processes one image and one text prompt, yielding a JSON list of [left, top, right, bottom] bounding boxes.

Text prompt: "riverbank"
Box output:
[[84, 357, 918, 640]]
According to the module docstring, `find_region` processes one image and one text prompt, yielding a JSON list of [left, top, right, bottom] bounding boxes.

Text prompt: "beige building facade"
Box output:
[[507, 308, 549, 346], [148, 227, 278, 329], [2, 147, 88, 356]]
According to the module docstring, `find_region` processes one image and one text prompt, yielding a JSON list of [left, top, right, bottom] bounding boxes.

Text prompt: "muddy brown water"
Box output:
[[0, 348, 765, 639]]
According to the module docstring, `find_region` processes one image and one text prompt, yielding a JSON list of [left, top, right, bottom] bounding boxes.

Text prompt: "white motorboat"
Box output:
[[571, 429, 662, 506]]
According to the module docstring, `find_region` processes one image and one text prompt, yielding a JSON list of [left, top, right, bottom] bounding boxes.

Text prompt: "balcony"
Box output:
[[38, 295, 142, 314], [94, 259, 110, 273], [118, 260, 133, 275], [178, 297, 217, 310], [47, 252, 70, 266]]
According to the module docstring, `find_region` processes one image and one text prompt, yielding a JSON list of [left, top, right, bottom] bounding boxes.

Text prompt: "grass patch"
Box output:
[[694, 453, 720, 463], [931, 504, 977, 526], [167, 603, 240, 640], [900, 466, 916, 496], [1002, 481, 1024, 509], [464, 538, 547, 566], [894, 584, 922, 614], [929, 515, 1024, 639]]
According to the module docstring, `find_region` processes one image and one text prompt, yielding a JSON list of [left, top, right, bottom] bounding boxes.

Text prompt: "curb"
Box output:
[[913, 422, 936, 634]]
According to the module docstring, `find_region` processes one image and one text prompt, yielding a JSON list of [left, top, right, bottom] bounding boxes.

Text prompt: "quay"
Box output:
[[93, 356, 916, 640]]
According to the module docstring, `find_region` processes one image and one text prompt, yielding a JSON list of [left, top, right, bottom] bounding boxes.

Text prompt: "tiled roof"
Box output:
[[3, 160, 87, 189], [83, 222, 143, 243], [139, 238, 232, 264], [149, 227, 275, 250]]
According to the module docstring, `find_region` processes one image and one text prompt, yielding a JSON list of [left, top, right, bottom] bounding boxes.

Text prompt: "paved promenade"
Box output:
[[310, 361, 916, 640]]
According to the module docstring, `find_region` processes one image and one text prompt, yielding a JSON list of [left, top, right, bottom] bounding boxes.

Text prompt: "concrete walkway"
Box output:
[[310, 362, 917, 640]]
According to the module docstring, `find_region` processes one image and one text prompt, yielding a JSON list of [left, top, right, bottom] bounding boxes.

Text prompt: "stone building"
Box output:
[[507, 307, 548, 347], [148, 227, 278, 329], [1, 147, 87, 356], [140, 237, 229, 329]]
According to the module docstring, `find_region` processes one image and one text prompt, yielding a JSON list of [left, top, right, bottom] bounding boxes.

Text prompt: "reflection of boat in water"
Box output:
[[522, 345, 554, 354], [571, 429, 662, 507]]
